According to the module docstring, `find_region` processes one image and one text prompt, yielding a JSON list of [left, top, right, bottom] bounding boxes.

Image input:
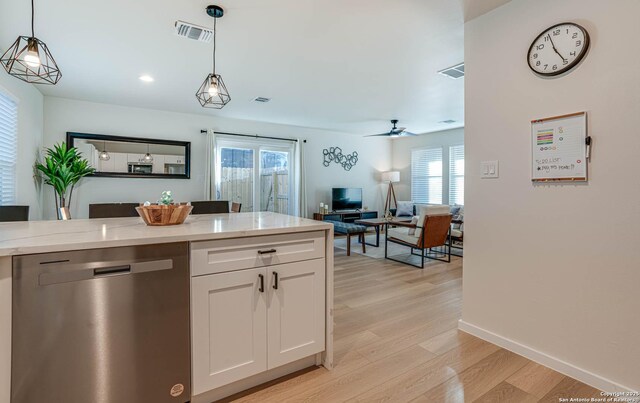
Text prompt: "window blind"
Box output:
[[411, 147, 443, 204], [449, 144, 464, 205], [0, 92, 18, 205]]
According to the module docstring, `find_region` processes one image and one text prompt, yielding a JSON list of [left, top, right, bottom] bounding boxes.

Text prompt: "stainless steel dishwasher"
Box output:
[[12, 242, 191, 403]]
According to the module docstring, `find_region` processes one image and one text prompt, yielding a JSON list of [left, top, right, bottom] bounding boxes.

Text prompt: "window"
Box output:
[[0, 91, 17, 205], [411, 147, 443, 204], [216, 138, 295, 214], [449, 145, 464, 205]]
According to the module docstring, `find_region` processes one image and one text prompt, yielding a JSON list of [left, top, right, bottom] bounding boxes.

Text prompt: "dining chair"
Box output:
[[89, 203, 139, 219], [0, 205, 29, 222], [190, 200, 230, 214]]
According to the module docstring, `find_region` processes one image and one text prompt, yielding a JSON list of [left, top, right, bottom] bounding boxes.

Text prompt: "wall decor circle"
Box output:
[[323, 147, 358, 171]]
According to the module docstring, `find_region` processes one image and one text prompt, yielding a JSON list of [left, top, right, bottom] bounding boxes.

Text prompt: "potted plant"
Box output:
[[35, 142, 95, 220]]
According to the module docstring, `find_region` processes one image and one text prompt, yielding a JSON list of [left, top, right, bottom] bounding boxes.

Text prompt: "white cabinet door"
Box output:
[[98, 155, 115, 172], [164, 155, 184, 164], [267, 259, 325, 369], [113, 153, 128, 173], [152, 155, 165, 174], [192, 268, 267, 394], [127, 153, 144, 162]]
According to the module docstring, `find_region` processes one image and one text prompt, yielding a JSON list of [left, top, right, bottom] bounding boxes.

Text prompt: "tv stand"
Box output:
[[313, 210, 378, 223]]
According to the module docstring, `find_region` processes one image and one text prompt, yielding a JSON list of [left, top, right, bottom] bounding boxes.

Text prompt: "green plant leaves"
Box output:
[[35, 142, 95, 208]]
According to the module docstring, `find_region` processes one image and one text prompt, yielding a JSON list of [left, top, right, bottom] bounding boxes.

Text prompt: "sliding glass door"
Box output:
[[216, 139, 294, 214], [218, 146, 254, 212], [260, 149, 291, 214]]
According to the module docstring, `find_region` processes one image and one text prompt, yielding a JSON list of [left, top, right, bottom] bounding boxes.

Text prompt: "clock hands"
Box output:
[[547, 34, 567, 63]]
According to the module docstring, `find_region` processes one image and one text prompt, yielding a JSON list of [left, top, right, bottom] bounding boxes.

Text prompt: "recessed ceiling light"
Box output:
[[439, 119, 457, 124], [139, 75, 154, 82]]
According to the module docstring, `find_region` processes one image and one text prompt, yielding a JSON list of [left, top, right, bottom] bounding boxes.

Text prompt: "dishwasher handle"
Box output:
[[93, 265, 131, 277], [38, 259, 173, 286]]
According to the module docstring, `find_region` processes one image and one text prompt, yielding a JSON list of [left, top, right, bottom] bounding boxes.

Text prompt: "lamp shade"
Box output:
[[381, 171, 400, 183]]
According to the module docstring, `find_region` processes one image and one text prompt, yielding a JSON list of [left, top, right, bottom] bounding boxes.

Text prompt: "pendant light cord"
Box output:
[[31, 0, 35, 37], [212, 16, 217, 75]]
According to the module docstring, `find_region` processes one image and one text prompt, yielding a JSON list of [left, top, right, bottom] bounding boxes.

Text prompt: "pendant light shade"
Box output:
[[196, 73, 230, 109], [98, 141, 110, 161], [0, 0, 61, 85], [196, 5, 230, 109], [98, 150, 110, 161], [142, 144, 153, 163]]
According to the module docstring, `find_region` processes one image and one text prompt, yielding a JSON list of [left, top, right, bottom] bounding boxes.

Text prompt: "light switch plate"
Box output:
[[481, 160, 499, 178]]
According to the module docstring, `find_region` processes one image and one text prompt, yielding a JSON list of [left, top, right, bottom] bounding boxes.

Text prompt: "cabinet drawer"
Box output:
[[191, 231, 325, 276]]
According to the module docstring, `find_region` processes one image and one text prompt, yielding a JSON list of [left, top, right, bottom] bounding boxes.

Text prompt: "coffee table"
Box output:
[[354, 217, 412, 247]]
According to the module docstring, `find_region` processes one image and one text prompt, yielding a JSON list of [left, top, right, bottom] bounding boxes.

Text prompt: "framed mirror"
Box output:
[[66, 132, 191, 179]]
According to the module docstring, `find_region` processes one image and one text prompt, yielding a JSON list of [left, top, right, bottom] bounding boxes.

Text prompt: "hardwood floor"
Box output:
[[222, 250, 601, 402]]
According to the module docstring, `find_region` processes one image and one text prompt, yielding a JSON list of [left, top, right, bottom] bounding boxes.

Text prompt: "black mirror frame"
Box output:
[[66, 132, 191, 179]]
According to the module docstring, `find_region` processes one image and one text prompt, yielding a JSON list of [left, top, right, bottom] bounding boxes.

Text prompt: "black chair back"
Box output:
[[89, 203, 139, 219], [0, 205, 29, 222], [191, 201, 229, 214]]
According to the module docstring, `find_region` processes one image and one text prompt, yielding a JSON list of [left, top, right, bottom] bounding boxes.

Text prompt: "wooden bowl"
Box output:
[[136, 204, 193, 226]]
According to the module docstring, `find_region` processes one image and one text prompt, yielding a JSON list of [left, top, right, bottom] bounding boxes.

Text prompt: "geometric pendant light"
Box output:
[[0, 0, 62, 85], [98, 141, 110, 161], [142, 143, 154, 163], [196, 5, 230, 109]]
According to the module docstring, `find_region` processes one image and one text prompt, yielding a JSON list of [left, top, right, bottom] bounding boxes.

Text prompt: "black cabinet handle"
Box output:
[[258, 249, 277, 255], [258, 274, 264, 293], [272, 272, 279, 290]]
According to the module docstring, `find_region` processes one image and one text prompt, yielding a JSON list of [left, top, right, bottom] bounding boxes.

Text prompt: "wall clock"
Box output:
[[528, 22, 590, 76]]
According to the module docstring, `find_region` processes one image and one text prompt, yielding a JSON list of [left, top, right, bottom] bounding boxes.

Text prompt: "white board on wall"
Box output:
[[531, 112, 587, 182]]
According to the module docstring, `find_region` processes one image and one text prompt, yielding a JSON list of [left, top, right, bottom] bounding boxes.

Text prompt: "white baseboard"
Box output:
[[458, 320, 636, 393]]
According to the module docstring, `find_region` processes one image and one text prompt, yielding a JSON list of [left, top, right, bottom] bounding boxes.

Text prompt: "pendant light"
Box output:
[[142, 144, 153, 163], [0, 0, 61, 85], [98, 141, 110, 161], [196, 5, 230, 109]]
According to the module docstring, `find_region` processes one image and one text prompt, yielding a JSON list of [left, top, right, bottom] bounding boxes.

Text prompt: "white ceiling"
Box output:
[[463, 0, 511, 22], [1, 0, 469, 135]]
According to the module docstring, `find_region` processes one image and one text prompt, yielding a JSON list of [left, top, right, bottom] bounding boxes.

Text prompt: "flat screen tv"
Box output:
[[332, 188, 363, 211]]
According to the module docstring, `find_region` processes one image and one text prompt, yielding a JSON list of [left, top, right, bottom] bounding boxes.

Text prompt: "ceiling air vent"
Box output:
[[253, 97, 271, 103], [174, 21, 213, 43], [438, 63, 464, 79]]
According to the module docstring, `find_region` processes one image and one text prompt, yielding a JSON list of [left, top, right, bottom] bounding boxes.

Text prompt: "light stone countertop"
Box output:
[[0, 212, 332, 257]]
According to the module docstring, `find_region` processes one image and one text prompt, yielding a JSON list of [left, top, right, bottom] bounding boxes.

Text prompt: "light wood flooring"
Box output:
[[223, 250, 601, 402]]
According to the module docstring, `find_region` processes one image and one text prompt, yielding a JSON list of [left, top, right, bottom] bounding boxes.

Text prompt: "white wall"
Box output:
[[391, 128, 464, 202], [0, 75, 44, 220], [463, 0, 640, 391], [43, 97, 391, 219]]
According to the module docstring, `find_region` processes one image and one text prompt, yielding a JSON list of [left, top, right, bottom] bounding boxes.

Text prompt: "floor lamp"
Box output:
[[381, 171, 400, 217]]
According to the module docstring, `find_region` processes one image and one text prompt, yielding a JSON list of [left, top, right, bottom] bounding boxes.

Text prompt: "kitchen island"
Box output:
[[0, 212, 334, 403]]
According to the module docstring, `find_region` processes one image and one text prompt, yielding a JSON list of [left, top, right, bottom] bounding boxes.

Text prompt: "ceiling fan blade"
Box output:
[[398, 131, 417, 136], [364, 133, 393, 137]]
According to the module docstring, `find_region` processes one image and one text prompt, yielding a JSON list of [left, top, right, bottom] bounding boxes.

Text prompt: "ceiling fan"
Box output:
[[365, 120, 417, 137]]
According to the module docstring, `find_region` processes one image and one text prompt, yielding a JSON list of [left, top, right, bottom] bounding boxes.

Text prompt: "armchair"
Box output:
[[385, 205, 452, 268]]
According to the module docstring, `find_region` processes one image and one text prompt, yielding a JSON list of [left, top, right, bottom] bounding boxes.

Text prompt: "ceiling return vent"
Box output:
[[175, 20, 213, 43], [438, 63, 464, 79]]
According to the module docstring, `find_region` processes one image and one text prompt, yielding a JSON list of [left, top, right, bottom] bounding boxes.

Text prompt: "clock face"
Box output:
[[528, 22, 590, 76]]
